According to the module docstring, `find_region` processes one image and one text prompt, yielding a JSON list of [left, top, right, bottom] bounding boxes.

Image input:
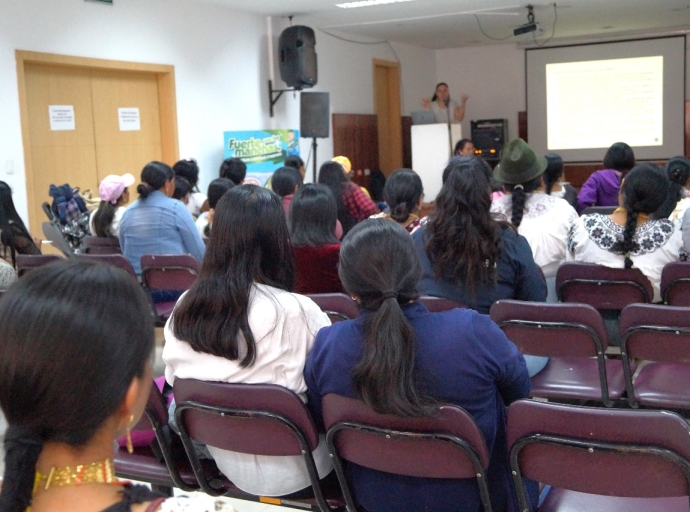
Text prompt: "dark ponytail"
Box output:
[[611, 163, 668, 268], [339, 219, 434, 416], [0, 260, 155, 511], [92, 201, 116, 237], [654, 156, 690, 219], [138, 161, 174, 199], [506, 176, 541, 229], [543, 153, 564, 195], [383, 169, 423, 224]]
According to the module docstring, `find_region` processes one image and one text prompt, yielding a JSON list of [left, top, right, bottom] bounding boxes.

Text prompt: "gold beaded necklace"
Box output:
[[32, 458, 122, 495]]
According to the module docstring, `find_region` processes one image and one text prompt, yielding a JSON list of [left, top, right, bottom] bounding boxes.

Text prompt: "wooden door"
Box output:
[[373, 59, 403, 175], [17, 51, 178, 237]]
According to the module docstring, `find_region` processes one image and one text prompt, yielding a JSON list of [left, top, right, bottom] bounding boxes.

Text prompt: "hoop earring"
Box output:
[[125, 414, 134, 454]]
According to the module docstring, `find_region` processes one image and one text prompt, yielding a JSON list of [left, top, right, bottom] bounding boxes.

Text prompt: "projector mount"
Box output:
[[513, 5, 539, 36]]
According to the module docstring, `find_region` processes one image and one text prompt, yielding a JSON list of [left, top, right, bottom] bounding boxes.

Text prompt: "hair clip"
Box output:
[[514, 184, 524, 190]]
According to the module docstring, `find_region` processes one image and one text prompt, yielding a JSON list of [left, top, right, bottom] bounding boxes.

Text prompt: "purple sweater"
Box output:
[[577, 169, 622, 213]]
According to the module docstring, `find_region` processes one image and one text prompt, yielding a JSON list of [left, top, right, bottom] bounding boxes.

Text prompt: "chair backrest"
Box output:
[[507, 399, 690, 500], [556, 262, 653, 309], [16, 254, 62, 277], [41, 222, 74, 257], [76, 253, 137, 279], [661, 261, 690, 306], [418, 296, 467, 312], [322, 393, 489, 480], [41, 202, 55, 222], [581, 206, 616, 216], [173, 379, 319, 456], [82, 235, 122, 255], [490, 300, 609, 357], [306, 293, 360, 322], [140, 254, 200, 291], [620, 304, 690, 363]]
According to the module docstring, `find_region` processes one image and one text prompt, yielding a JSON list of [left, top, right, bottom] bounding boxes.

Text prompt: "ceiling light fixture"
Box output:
[[336, 0, 414, 9]]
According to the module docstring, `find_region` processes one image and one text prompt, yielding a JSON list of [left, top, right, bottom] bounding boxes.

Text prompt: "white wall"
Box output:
[[270, 18, 437, 181], [0, 0, 269, 224]]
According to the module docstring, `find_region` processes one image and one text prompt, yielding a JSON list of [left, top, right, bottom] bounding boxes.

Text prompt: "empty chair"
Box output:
[[173, 378, 344, 512], [507, 399, 690, 512], [306, 293, 359, 322], [114, 381, 205, 495], [322, 393, 493, 512], [418, 295, 467, 312], [661, 261, 690, 306], [580, 205, 617, 216], [82, 235, 122, 254], [76, 253, 137, 279], [490, 300, 629, 407], [619, 303, 690, 409], [16, 253, 62, 277], [140, 254, 200, 322]]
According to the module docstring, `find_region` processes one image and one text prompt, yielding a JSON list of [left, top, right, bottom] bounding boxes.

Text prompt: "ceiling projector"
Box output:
[[514, 22, 539, 36]]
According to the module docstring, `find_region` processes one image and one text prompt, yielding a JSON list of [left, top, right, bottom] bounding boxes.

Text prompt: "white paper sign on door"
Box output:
[[118, 108, 141, 131], [49, 105, 76, 131]]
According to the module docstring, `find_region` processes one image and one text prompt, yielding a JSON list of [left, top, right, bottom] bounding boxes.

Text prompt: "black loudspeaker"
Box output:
[[279, 26, 317, 90], [301, 92, 330, 138], [471, 119, 508, 160]]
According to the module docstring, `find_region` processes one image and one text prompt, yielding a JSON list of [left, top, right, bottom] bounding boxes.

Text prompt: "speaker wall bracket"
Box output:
[[268, 80, 299, 117]]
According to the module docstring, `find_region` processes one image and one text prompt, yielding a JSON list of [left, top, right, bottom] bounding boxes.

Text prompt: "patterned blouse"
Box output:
[[566, 214, 686, 302]]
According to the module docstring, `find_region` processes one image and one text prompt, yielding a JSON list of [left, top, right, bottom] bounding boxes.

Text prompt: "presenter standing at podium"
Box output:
[[422, 82, 468, 123]]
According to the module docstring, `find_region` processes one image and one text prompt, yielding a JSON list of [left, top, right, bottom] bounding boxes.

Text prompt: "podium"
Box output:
[[411, 123, 462, 201]]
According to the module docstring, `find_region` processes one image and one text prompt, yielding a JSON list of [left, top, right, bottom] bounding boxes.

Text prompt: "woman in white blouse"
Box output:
[[568, 163, 685, 302], [163, 185, 332, 497], [491, 139, 578, 300]]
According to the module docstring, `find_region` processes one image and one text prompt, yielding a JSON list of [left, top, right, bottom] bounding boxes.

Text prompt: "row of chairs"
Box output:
[[116, 379, 690, 512], [16, 252, 200, 324]]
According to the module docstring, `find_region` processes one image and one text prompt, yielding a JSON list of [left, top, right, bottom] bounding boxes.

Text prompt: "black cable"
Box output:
[[319, 28, 389, 46], [532, 4, 558, 47], [473, 14, 513, 41]]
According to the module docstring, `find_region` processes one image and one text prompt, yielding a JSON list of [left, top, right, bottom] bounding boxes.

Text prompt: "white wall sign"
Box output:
[[48, 105, 75, 131], [118, 107, 141, 131]]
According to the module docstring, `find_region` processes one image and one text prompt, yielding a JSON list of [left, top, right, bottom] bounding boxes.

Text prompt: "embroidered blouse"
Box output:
[[567, 214, 685, 302], [491, 193, 578, 278]]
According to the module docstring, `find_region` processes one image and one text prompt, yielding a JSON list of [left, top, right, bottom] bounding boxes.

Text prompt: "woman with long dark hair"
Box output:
[[305, 219, 534, 512], [119, 161, 205, 274], [655, 156, 690, 221], [371, 168, 424, 234], [542, 152, 578, 209], [0, 180, 41, 267], [568, 163, 684, 302], [173, 158, 207, 217], [164, 185, 333, 496], [414, 157, 546, 315], [0, 259, 230, 511], [90, 173, 134, 238], [421, 82, 468, 123], [318, 161, 376, 237], [290, 183, 344, 293]]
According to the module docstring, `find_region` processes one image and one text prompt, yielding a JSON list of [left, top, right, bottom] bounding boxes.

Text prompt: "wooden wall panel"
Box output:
[[332, 114, 378, 191], [402, 116, 412, 169], [518, 111, 527, 142]]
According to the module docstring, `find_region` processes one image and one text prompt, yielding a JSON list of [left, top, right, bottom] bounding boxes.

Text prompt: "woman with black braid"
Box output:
[[491, 139, 578, 300], [568, 163, 685, 302]]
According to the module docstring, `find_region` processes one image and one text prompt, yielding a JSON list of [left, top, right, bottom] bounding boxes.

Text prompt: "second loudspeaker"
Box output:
[[300, 92, 329, 138]]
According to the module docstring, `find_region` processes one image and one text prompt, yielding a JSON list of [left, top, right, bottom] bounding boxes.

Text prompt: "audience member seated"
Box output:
[[413, 157, 546, 316], [219, 156, 247, 185], [290, 184, 344, 294], [332, 155, 372, 199], [304, 219, 536, 512], [0, 259, 229, 511], [0, 180, 41, 267], [272, 166, 304, 219], [655, 156, 690, 222], [90, 173, 134, 238], [173, 158, 207, 217], [543, 152, 578, 209], [443, 156, 504, 201], [119, 161, 205, 275], [453, 138, 475, 156], [266, 155, 306, 191], [568, 163, 684, 302], [319, 161, 377, 237], [371, 168, 424, 234], [172, 175, 191, 205], [577, 141, 635, 213], [490, 139, 578, 298], [196, 178, 235, 241], [163, 185, 333, 497]]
